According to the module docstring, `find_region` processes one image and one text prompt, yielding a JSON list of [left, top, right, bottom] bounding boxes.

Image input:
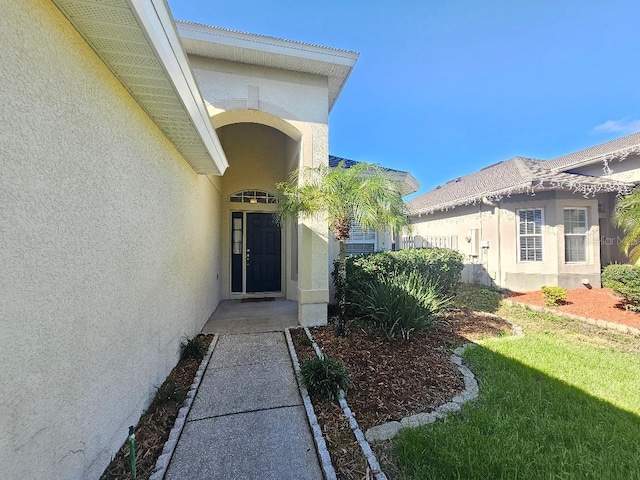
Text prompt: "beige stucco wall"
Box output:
[[190, 55, 331, 324], [0, 2, 222, 478], [411, 191, 603, 291]]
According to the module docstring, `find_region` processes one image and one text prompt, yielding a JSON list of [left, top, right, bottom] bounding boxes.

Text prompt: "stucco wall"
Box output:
[[0, 2, 222, 478]]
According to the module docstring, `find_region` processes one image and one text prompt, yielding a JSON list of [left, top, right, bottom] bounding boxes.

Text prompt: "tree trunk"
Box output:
[[336, 240, 347, 337]]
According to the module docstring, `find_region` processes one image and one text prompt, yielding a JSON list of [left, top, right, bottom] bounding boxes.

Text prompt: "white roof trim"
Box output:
[[52, 0, 228, 175], [176, 21, 359, 111]]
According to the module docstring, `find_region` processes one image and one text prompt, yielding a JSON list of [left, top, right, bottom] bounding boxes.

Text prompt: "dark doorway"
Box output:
[[246, 213, 281, 292]]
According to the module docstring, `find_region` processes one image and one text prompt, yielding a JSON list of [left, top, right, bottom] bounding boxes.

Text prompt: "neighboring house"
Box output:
[[1, 1, 358, 478], [407, 132, 640, 291]]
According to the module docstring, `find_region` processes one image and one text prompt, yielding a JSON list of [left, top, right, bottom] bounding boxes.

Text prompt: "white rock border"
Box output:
[[301, 327, 388, 480], [502, 298, 640, 336], [148, 334, 219, 480], [284, 328, 337, 480]]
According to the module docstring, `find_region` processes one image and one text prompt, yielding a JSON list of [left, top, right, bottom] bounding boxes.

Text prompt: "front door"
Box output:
[[246, 213, 281, 292]]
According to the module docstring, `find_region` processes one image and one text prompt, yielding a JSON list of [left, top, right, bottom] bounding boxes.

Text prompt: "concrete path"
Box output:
[[165, 331, 323, 480]]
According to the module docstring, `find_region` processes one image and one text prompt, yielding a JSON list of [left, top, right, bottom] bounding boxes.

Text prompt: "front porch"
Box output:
[[202, 298, 299, 334]]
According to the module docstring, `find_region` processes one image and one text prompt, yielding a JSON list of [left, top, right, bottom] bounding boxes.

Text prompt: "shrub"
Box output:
[[155, 380, 186, 405], [602, 263, 640, 311], [454, 283, 502, 312], [299, 356, 351, 403], [354, 271, 451, 340], [180, 335, 207, 360], [333, 248, 463, 316], [541, 286, 567, 307]]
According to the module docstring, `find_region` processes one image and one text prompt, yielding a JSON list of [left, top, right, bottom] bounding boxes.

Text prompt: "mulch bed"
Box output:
[[291, 310, 512, 479], [508, 287, 640, 329], [100, 334, 213, 480]]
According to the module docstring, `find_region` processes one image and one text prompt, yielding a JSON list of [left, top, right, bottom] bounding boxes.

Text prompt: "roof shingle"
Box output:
[[408, 156, 634, 215]]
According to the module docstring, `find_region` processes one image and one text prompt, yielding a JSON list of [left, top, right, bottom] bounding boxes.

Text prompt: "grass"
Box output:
[[389, 301, 640, 480]]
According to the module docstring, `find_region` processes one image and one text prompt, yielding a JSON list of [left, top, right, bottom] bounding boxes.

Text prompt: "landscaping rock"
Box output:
[[400, 412, 437, 428], [365, 421, 403, 443]]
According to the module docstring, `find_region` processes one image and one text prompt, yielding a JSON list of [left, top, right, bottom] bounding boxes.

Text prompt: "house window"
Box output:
[[230, 190, 277, 204], [564, 208, 587, 263], [517, 209, 543, 262], [346, 221, 376, 255]]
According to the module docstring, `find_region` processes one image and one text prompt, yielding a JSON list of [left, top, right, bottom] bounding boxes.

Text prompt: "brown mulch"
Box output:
[[290, 311, 512, 479], [508, 287, 640, 329], [100, 334, 213, 480]]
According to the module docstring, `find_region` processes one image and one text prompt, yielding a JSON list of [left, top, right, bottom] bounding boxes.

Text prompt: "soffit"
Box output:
[[176, 21, 359, 111], [51, 0, 228, 175]]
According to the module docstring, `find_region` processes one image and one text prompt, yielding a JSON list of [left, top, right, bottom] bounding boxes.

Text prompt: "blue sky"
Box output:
[[168, 0, 640, 196]]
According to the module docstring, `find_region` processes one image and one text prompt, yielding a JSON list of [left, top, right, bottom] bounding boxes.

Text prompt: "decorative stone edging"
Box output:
[[364, 312, 524, 443], [284, 328, 337, 480], [364, 342, 479, 443], [148, 334, 219, 480], [302, 328, 388, 480], [502, 298, 640, 336]]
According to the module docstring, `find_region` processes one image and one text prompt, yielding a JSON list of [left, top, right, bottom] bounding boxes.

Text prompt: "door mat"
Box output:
[[241, 297, 276, 303]]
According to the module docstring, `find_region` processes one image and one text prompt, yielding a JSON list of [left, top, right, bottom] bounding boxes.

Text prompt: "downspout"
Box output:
[[479, 203, 483, 284], [497, 199, 502, 287]]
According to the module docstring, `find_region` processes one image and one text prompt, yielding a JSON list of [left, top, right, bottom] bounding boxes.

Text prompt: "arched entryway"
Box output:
[[214, 113, 301, 301]]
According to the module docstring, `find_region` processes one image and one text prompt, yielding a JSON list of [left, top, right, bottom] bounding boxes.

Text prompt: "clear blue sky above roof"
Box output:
[[168, 0, 640, 198]]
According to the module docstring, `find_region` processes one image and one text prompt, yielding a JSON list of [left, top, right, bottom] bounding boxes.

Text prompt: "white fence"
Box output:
[[400, 235, 458, 251]]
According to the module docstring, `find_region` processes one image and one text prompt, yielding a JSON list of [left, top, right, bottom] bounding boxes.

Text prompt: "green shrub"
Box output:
[[602, 263, 640, 311], [333, 248, 463, 316], [541, 286, 567, 307], [354, 271, 451, 340], [155, 380, 186, 405], [299, 356, 351, 403], [454, 283, 502, 312], [180, 335, 207, 360]]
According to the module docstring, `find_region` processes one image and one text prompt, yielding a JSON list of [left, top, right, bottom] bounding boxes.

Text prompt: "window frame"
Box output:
[[345, 220, 377, 255], [516, 208, 544, 263], [563, 207, 588, 264]]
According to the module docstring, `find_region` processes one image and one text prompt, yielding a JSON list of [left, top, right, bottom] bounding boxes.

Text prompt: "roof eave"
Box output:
[[409, 179, 634, 217], [175, 20, 359, 111], [385, 171, 420, 196], [52, 0, 228, 175], [555, 143, 640, 173]]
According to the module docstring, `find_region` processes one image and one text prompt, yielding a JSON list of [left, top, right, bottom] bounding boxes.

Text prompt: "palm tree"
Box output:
[[276, 160, 409, 334], [612, 186, 640, 263]]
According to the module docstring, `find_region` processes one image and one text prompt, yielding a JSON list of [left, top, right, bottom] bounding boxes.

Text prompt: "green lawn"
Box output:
[[389, 302, 640, 479]]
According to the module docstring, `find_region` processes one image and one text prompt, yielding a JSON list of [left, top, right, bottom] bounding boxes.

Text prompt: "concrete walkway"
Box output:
[[165, 330, 323, 479]]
